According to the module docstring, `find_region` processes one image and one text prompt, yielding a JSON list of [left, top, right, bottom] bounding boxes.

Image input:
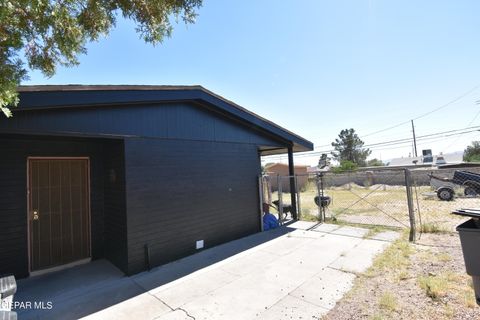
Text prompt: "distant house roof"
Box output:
[[388, 151, 464, 167], [387, 156, 424, 167], [265, 163, 308, 170], [14, 85, 314, 155]]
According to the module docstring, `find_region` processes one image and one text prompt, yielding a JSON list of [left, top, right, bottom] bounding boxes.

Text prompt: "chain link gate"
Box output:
[[260, 168, 418, 241]]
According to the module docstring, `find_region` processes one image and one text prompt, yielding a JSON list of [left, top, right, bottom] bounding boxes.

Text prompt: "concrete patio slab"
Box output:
[[178, 272, 290, 320], [310, 223, 342, 234], [84, 293, 171, 320], [218, 250, 279, 277], [15, 259, 124, 302], [155, 309, 194, 320], [14, 223, 399, 320], [153, 268, 238, 309], [260, 235, 315, 256], [15, 260, 143, 320], [289, 267, 356, 309], [258, 295, 329, 320], [329, 238, 389, 273], [288, 228, 326, 239], [330, 225, 370, 238], [286, 220, 320, 230], [370, 230, 402, 242]]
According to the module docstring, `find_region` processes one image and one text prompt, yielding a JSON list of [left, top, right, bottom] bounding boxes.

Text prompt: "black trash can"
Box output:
[[455, 213, 480, 306]]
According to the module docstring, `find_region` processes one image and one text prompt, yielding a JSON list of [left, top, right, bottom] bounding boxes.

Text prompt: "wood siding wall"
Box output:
[[0, 102, 289, 277], [1, 103, 283, 148], [124, 138, 261, 275], [0, 135, 126, 278], [103, 140, 128, 273]]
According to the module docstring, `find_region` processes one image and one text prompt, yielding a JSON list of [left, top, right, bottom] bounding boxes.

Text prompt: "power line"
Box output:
[[361, 120, 411, 138], [412, 84, 480, 121], [360, 84, 480, 138], [263, 126, 480, 160], [309, 84, 480, 148], [443, 103, 480, 151]]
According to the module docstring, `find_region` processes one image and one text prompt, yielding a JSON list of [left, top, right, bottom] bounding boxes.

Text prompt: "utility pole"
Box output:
[[411, 120, 418, 157]]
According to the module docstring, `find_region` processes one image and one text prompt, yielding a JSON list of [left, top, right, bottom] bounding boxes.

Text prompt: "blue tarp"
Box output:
[[263, 213, 279, 231]]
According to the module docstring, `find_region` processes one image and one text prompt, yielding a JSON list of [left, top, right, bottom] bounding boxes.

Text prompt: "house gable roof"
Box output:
[[15, 85, 313, 153]]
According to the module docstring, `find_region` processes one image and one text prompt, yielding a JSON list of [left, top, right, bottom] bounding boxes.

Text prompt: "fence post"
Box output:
[[278, 175, 284, 225], [295, 175, 301, 219], [288, 146, 298, 220], [404, 169, 416, 242], [316, 174, 322, 221], [266, 175, 272, 204], [258, 175, 264, 232]]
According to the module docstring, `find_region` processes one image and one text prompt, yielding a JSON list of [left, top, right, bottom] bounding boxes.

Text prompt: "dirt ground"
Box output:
[[325, 230, 480, 320]]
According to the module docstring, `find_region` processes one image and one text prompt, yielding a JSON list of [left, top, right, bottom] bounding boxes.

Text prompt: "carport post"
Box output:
[[288, 146, 298, 220]]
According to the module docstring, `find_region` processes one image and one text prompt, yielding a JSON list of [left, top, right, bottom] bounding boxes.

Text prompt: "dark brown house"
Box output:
[[0, 85, 313, 278]]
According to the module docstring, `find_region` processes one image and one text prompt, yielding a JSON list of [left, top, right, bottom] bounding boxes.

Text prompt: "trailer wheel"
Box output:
[[464, 186, 478, 197], [437, 187, 454, 201]]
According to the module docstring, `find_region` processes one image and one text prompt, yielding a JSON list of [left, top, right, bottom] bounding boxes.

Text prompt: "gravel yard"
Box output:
[[325, 230, 480, 320]]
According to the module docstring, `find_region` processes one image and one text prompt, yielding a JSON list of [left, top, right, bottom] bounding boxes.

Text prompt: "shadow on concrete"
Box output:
[[14, 224, 297, 320]]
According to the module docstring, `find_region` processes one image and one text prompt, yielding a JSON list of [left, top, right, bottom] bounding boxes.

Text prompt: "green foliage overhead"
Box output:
[[463, 141, 480, 162], [367, 158, 384, 167], [0, 0, 203, 117], [331, 128, 371, 166], [331, 160, 358, 173]]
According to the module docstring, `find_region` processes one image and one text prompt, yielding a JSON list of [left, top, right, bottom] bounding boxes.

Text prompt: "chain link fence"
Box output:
[[409, 166, 480, 233], [261, 169, 414, 230], [320, 170, 412, 229], [260, 164, 480, 241]]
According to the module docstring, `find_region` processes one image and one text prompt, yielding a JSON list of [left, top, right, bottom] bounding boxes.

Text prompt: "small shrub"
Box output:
[[371, 240, 413, 272], [364, 226, 387, 239], [419, 222, 448, 234], [379, 291, 398, 312], [397, 270, 409, 281], [438, 252, 452, 262], [418, 275, 449, 300], [462, 289, 477, 308]]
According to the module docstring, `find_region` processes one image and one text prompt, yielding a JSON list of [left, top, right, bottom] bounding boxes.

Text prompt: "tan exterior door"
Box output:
[[28, 159, 90, 272]]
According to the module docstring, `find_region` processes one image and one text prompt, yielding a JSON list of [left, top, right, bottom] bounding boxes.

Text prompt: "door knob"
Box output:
[[33, 211, 39, 220]]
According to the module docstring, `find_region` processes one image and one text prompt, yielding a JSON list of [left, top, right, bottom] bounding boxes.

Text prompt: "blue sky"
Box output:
[[25, 1, 480, 165]]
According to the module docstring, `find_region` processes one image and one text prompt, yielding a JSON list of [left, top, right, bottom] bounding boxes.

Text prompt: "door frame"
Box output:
[[26, 156, 92, 275]]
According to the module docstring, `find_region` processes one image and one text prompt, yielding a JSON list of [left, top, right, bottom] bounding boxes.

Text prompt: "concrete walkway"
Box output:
[[15, 222, 400, 320]]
